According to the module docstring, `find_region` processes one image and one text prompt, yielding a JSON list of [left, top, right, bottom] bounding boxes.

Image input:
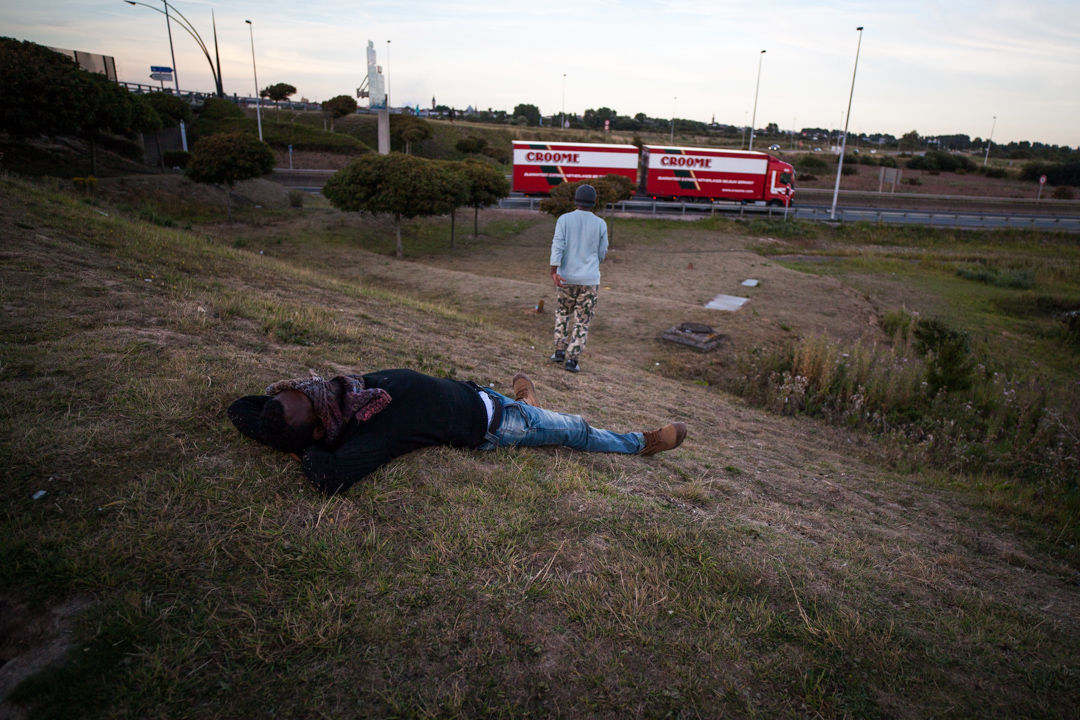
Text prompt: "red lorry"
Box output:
[[512, 140, 795, 206]]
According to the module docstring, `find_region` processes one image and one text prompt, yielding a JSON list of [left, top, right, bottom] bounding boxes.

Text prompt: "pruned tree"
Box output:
[[261, 83, 297, 102], [539, 175, 634, 221], [898, 130, 923, 152], [184, 132, 275, 222], [323, 154, 467, 258], [321, 95, 357, 131], [390, 115, 432, 155], [512, 103, 540, 127], [455, 160, 510, 240]]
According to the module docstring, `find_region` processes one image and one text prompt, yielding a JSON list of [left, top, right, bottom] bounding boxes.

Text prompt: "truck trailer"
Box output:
[[639, 145, 795, 206], [511, 141, 639, 196]]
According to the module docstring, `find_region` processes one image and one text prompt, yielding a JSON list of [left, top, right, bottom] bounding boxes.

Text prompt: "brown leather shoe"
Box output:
[[639, 422, 687, 456], [511, 372, 540, 407]]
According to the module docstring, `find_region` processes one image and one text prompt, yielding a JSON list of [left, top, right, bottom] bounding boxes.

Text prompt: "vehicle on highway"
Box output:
[[512, 140, 795, 207], [768, 144, 781, 151]]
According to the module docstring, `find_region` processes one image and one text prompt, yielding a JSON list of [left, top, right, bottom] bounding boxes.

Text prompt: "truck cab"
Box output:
[[764, 156, 796, 206]]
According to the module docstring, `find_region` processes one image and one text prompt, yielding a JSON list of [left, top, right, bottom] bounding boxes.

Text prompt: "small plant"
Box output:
[[1052, 185, 1074, 200], [904, 177, 922, 186], [981, 166, 1008, 179], [912, 317, 974, 394], [72, 176, 98, 195], [956, 264, 1035, 289], [288, 189, 305, 208], [881, 308, 916, 342], [796, 154, 828, 170]]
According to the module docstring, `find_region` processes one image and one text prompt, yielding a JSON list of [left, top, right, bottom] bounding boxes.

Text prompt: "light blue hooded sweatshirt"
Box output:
[[549, 209, 608, 286]]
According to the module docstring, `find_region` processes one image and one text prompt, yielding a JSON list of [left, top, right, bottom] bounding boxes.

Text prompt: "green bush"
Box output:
[[877, 156, 898, 168], [1052, 185, 1074, 200], [912, 317, 974, 394], [191, 117, 369, 154], [143, 92, 192, 127], [906, 151, 976, 173], [841, 164, 858, 176], [1021, 160, 1080, 187], [796, 154, 828, 170], [198, 97, 245, 120], [981, 166, 1008, 179], [455, 136, 487, 154]]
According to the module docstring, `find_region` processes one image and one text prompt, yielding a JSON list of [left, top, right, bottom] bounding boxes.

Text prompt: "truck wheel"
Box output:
[[767, 199, 783, 207]]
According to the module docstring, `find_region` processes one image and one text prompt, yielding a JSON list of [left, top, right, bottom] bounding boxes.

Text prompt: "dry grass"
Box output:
[[1, 176, 1079, 718]]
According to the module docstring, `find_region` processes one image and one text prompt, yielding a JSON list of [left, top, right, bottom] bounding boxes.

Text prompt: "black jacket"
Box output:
[[228, 369, 490, 494]]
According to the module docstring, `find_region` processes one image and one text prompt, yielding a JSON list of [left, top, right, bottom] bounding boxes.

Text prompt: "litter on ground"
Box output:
[[705, 294, 750, 311]]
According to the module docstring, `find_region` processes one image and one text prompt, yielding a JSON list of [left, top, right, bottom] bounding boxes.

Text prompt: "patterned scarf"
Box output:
[[266, 370, 391, 444]]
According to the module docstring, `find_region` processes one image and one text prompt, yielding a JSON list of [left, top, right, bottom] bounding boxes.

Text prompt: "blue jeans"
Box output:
[[477, 389, 644, 454]]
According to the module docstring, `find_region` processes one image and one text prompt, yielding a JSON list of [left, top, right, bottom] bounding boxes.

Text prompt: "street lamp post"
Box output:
[[161, 1, 180, 94], [791, 116, 796, 150], [749, 50, 765, 150], [983, 116, 996, 166], [742, 111, 747, 150], [670, 96, 676, 144], [386, 40, 391, 109], [123, 0, 224, 96], [830, 27, 864, 221], [561, 74, 566, 130], [245, 20, 262, 142]]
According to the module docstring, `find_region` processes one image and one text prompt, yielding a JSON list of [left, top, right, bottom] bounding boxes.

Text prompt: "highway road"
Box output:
[[269, 170, 1080, 232]]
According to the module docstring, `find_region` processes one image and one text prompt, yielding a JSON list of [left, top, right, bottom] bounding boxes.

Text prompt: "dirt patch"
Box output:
[[0, 596, 93, 719]]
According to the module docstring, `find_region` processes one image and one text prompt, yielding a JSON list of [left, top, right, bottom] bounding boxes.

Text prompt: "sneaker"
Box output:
[[564, 358, 580, 373], [639, 422, 688, 456], [550, 349, 566, 363], [511, 372, 540, 407]]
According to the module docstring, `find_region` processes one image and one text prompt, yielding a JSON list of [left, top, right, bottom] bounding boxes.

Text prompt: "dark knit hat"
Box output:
[[574, 183, 597, 207]]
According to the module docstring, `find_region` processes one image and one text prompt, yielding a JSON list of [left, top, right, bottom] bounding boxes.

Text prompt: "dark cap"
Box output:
[[574, 183, 597, 207]]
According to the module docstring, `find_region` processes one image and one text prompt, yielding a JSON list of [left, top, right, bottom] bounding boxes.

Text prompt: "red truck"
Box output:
[[511, 140, 795, 206], [511, 141, 639, 195]]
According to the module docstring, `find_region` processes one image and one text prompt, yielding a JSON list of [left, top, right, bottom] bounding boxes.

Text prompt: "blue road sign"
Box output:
[[151, 66, 173, 73]]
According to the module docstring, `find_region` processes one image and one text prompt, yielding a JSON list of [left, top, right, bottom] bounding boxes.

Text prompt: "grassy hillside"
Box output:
[[1, 176, 1079, 718]]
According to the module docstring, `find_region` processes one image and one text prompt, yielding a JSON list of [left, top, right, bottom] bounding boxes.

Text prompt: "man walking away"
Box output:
[[549, 183, 608, 373]]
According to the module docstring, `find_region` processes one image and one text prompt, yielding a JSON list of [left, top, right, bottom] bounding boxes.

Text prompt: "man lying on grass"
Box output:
[[228, 369, 688, 495]]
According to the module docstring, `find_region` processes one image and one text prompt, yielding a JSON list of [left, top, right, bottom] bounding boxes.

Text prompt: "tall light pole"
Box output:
[[749, 50, 765, 150], [791, 116, 796, 150], [742, 111, 747, 150], [561, 74, 567, 130], [161, 1, 180, 93], [386, 40, 391, 109], [830, 26, 864, 221], [124, 1, 225, 96], [983, 115, 996, 166], [245, 20, 262, 142], [670, 96, 677, 144]]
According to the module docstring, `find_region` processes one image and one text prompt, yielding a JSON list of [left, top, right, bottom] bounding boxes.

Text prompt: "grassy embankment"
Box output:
[[2, 176, 1079, 718]]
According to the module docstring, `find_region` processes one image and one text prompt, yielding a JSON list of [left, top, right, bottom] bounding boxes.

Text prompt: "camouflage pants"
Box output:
[[553, 284, 599, 361]]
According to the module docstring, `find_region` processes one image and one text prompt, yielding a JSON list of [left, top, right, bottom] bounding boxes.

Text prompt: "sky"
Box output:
[[5, 0, 1080, 147]]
